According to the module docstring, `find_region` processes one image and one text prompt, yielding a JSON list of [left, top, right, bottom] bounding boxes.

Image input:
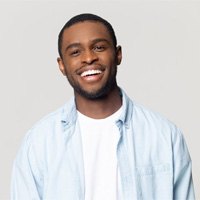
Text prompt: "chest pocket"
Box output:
[[136, 163, 172, 200]]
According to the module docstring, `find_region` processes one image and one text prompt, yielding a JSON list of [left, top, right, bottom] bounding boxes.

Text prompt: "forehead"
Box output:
[[62, 21, 112, 45]]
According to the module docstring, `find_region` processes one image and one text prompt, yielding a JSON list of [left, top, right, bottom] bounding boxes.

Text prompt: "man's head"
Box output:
[[58, 13, 117, 59], [57, 13, 122, 100]]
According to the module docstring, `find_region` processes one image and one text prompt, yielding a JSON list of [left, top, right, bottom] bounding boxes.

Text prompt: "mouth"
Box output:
[[77, 66, 105, 83], [80, 69, 103, 77]]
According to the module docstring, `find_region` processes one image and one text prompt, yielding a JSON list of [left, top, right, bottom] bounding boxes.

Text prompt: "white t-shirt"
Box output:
[[78, 108, 122, 200]]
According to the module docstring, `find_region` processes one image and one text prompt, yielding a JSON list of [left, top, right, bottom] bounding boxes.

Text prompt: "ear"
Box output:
[[116, 46, 122, 65], [57, 57, 66, 76]]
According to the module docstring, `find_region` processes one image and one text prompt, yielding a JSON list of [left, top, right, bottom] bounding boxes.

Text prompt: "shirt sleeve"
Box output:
[[11, 130, 43, 200], [173, 128, 195, 200]]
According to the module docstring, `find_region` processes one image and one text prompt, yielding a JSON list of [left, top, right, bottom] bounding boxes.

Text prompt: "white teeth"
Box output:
[[81, 69, 102, 77]]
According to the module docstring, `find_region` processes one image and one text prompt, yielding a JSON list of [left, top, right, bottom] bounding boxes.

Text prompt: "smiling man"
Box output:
[[11, 13, 195, 200]]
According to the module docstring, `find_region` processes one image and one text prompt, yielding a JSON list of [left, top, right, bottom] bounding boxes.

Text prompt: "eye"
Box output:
[[70, 49, 80, 57], [94, 45, 105, 52]]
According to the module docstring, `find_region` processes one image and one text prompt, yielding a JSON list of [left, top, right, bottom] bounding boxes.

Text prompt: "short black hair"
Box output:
[[58, 13, 117, 58]]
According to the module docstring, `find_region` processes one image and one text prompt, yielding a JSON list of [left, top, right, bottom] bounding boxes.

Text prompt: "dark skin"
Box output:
[[57, 21, 122, 119]]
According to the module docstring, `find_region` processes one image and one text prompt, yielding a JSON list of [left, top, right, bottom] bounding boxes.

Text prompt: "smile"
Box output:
[[80, 69, 103, 77]]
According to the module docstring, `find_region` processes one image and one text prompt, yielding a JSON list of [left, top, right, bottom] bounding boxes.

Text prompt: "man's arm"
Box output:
[[173, 128, 195, 199], [11, 131, 42, 200]]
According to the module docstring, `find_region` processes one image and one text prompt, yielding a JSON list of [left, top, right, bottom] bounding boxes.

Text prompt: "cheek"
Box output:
[[64, 58, 80, 71], [62, 62, 73, 75], [106, 57, 117, 68], [99, 53, 115, 65]]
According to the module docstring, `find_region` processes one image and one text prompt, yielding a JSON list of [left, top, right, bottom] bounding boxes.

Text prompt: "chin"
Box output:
[[72, 74, 117, 100], [77, 82, 117, 100], [78, 89, 108, 100]]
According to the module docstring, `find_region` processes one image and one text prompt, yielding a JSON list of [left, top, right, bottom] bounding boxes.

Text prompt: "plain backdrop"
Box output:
[[0, 1, 199, 199]]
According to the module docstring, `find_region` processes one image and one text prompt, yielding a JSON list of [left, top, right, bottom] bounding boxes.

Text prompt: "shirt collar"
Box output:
[[117, 88, 133, 128], [61, 96, 77, 128], [60, 88, 133, 128]]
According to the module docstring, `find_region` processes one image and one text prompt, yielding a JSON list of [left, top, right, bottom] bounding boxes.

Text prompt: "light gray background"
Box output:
[[0, 1, 199, 199]]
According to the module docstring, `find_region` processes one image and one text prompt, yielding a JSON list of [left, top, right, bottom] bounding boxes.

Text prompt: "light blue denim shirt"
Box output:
[[11, 89, 195, 200]]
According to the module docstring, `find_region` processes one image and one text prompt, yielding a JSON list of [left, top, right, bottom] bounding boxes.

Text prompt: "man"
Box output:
[[11, 13, 195, 199]]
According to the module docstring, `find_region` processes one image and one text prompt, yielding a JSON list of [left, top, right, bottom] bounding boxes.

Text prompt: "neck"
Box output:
[[75, 87, 122, 119]]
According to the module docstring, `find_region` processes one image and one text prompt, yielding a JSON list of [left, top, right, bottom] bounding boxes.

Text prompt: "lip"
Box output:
[[80, 69, 102, 77], [81, 72, 104, 82], [76, 64, 104, 74], [76, 65, 105, 83]]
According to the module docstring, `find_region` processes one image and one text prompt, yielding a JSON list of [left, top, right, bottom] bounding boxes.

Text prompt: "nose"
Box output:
[[82, 49, 98, 64]]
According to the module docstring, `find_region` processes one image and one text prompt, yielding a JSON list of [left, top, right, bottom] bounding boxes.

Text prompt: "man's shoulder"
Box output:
[[122, 89, 178, 132], [130, 100, 186, 153], [15, 101, 74, 166], [26, 99, 74, 138], [131, 100, 178, 133], [31, 105, 65, 130]]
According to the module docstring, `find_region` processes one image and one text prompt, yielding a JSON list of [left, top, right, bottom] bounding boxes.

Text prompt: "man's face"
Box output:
[[57, 21, 122, 99]]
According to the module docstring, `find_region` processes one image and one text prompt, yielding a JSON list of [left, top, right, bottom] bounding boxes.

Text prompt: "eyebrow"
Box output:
[[64, 43, 81, 53], [64, 38, 111, 52], [91, 38, 111, 45]]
